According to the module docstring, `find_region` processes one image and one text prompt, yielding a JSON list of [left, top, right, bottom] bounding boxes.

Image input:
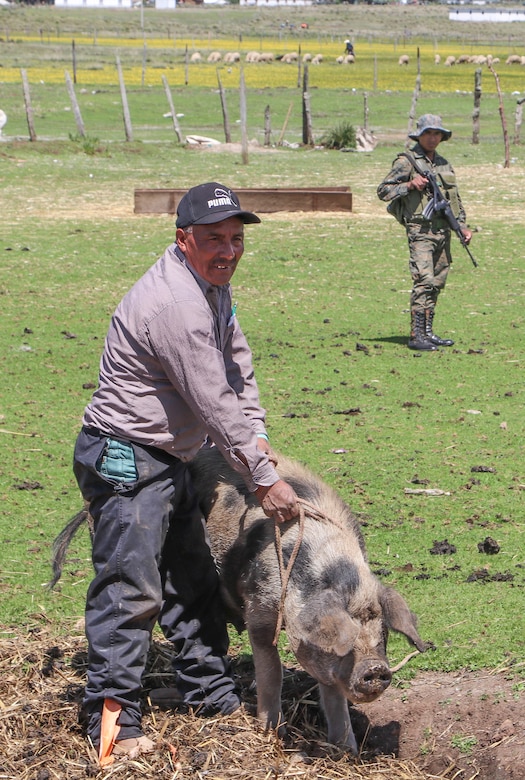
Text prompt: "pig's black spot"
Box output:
[[221, 486, 245, 512], [321, 559, 361, 595]]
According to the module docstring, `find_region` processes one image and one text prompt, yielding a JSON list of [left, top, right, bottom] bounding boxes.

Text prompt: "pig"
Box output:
[[187, 447, 427, 753], [51, 447, 427, 753]]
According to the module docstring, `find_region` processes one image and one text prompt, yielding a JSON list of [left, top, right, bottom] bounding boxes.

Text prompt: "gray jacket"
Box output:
[[83, 243, 279, 492]]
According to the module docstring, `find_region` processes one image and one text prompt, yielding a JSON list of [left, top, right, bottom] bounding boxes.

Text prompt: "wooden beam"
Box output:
[[134, 187, 352, 215]]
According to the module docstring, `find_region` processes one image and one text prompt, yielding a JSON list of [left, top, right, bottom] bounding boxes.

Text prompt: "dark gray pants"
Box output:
[[73, 427, 239, 744]]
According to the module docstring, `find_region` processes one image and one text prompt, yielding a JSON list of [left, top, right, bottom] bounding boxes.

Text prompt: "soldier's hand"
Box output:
[[461, 227, 473, 245], [409, 174, 428, 192], [255, 480, 300, 523]]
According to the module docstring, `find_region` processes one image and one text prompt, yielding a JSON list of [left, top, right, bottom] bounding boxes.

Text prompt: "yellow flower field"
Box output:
[[3, 35, 523, 94]]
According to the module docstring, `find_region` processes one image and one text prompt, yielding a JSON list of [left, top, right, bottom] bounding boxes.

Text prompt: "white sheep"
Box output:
[[190, 52, 202, 63], [506, 54, 521, 65], [224, 52, 240, 64], [398, 54, 409, 66], [207, 51, 222, 63], [259, 52, 274, 63], [434, 54, 441, 65], [444, 55, 456, 67], [311, 54, 323, 65], [281, 52, 298, 64], [245, 51, 260, 63]]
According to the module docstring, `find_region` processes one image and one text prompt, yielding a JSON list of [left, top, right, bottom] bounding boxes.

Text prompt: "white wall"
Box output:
[[55, 0, 133, 8]]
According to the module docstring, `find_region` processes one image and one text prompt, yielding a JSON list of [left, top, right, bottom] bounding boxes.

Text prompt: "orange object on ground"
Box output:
[[98, 698, 122, 767]]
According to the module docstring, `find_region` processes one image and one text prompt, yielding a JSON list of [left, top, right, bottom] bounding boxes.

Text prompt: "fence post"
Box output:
[[277, 101, 293, 147], [116, 54, 133, 142], [65, 70, 86, 137], [162, 75, 183, 143], [240, 67, 249, 165], [406, 47, 421, 148], [72, 39, 77, 84], [472, 68, 482, 145], [216, 69, 232, 143], [514, 97, 525, 145], [302, 64, 313, 146], [142, 43, 147, 88], [487, 60, 510, 168], [264, 104, 271, 147], [20, 68, 37, 142]]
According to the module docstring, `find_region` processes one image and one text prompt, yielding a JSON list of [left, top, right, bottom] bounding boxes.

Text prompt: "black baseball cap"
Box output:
[[176, 182, 261, 229]]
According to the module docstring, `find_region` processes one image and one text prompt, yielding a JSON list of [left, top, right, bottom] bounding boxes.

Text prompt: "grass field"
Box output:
[[1, 4, 524, 680]]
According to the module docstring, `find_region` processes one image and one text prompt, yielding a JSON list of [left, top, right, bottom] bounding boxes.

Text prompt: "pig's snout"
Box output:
[[352, 660, 392, 701]]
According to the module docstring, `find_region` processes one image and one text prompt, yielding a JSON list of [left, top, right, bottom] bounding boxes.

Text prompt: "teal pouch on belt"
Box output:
[[98, 438, 138, 482]]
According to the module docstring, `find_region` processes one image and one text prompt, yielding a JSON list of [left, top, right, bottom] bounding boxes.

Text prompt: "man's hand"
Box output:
[[255, 480, 300, 523]]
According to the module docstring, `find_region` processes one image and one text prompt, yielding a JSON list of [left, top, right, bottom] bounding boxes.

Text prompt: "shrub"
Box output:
[[319, 121, 356, 150]]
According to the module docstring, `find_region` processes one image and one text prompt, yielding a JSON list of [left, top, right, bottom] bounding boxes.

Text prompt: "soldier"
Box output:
[[377, 114, 473, 351]]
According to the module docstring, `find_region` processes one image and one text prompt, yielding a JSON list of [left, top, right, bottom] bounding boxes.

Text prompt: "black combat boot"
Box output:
[[425, 309, 454, 347], [408, 310, 437, 351]]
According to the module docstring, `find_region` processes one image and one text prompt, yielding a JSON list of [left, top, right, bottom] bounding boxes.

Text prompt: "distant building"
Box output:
[[240, 0, 313, 6], [449, 8, 525, 22], [156, 0, 177, 8], [55, 0, 133, 7]]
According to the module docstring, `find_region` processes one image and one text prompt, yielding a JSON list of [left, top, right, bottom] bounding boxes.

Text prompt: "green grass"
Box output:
[[1, 5, 524, 678]]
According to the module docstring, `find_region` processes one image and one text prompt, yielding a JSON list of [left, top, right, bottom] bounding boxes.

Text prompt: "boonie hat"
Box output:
[[408, 114, 452, 142], [176, 182, 261, 228]]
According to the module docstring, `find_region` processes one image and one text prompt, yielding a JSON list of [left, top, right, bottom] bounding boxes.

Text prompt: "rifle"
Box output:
[[422, 170, 478, 268]]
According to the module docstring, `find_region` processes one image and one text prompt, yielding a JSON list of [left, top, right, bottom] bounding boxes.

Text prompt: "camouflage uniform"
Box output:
[[377, 122, 468, 349]]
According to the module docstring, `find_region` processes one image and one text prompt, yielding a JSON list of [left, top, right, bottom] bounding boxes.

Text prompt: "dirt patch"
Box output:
[[1, 627, 523, 780]]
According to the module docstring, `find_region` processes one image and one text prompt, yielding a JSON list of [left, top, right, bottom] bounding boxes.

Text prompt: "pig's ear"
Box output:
[[379, 587, 428, 652], [297, 592, 360, 656]]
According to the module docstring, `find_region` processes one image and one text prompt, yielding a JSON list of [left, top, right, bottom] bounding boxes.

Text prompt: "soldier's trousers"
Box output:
[[73, 427, 239, 745], [406, 224, 452, 311]]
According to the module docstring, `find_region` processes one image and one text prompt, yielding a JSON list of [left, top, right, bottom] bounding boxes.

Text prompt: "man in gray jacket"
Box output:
[[73, 182, 299, 763]]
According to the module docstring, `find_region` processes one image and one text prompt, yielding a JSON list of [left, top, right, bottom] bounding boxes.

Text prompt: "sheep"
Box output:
[[302, 53, 312, 63], [434, 54, 441, 65], [190, 52, 202, 63], [224, 52, 241, 64], [398, 54, 409, 66], [245, 51, 260, 63], [259, 52, 274, 63], [444, 55, 456, 67], [311, 54, 323, 65], [207, 51, 222, 63], [506, 54, 522, 65], [281, 52, 298, 64]]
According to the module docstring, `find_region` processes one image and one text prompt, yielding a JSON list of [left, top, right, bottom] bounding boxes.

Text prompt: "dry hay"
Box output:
[[0, 625, 443, 780]]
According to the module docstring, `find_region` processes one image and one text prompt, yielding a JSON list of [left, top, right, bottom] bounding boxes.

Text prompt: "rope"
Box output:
[[272, 498, 345, 646]]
